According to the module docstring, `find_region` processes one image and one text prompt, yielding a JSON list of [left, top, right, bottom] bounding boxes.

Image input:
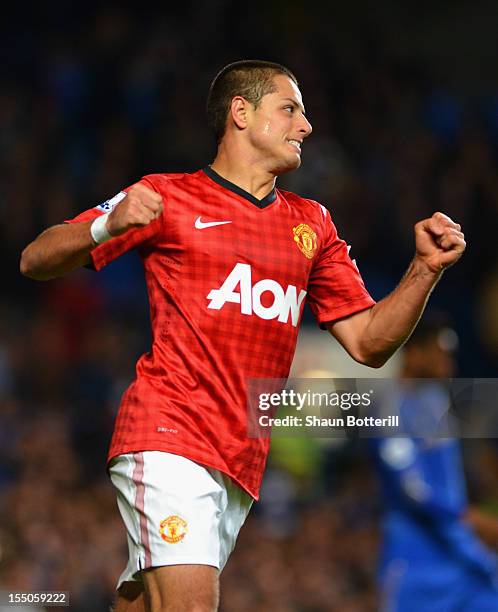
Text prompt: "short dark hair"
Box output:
[[206, 60, 298, 144]]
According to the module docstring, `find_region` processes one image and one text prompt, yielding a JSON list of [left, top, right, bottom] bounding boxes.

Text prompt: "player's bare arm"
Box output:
[[20, 183, 163, 281], [465, 506, 498, 549], [328, 212, 466, 367]]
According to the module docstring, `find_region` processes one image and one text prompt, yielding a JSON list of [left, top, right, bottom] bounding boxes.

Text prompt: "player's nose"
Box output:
[[298, 115, 312, 138]]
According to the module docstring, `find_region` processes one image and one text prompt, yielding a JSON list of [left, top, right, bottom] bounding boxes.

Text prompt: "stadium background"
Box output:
[[1, 1, 498, 610]]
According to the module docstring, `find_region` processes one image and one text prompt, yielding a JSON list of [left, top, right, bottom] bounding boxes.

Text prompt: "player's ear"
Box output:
[[230, 96, 250, 131]]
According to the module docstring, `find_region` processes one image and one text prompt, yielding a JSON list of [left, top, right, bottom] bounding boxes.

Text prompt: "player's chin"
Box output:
[[274, 153, 302, 175]]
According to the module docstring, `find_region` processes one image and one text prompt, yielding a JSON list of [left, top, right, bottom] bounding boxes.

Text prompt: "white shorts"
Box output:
[[108, 451, 253, 590]]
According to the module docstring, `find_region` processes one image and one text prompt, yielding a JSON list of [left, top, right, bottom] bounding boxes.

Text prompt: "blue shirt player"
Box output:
[[370, 315, 498, 612]]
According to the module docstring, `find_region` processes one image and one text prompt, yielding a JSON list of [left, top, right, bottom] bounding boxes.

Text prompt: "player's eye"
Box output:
[[283, 105, 294, 113]]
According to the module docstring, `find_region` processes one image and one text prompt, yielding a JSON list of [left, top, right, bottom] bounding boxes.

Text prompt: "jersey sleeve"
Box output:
[[64, 176, 163, 271], [307, 207, 375, 327]]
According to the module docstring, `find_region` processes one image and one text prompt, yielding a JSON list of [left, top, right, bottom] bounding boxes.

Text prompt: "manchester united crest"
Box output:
[[159, 515, 188, 544], [293, 224, 317, 259]]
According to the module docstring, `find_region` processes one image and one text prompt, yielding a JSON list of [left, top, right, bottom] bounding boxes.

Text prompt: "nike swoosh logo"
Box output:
[[195, 216, 232, 229]]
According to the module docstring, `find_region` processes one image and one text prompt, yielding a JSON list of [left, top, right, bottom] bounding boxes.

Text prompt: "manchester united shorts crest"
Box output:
[[108, 451, 253, 590]]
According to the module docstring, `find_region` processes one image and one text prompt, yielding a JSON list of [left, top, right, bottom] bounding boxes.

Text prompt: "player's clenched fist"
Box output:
[[414, 212, 466, 273], [106, 184, 163, 237]]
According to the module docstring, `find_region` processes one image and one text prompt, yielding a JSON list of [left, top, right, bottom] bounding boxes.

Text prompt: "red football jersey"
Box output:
[[66, 167, 375, 498]]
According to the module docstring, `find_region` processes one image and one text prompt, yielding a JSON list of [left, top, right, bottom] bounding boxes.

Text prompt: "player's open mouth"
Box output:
[[287, 139, 302, 152]]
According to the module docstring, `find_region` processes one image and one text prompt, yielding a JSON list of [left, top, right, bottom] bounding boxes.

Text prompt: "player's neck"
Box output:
[[210, 151, 276, 201]]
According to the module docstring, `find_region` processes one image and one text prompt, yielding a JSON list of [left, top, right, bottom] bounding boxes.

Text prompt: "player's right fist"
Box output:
[[106, 183, 163, 237]]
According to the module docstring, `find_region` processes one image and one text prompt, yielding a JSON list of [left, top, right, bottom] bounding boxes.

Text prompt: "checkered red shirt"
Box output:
[[66, 168, 375, 498]]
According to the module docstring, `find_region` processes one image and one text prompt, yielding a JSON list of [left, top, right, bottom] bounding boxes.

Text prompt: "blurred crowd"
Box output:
[[2, 2, 498, 610]]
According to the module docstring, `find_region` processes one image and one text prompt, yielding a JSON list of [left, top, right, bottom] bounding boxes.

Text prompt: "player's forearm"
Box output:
[[20, 221, 95, 280], [465, 506, 498, 548], [360, 257, 442, 366]]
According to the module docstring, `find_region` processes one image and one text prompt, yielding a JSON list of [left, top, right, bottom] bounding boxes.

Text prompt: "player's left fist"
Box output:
[[414, 212, 466, 273]]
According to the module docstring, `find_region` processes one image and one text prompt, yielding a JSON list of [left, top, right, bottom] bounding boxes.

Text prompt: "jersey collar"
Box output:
[[203, 166, 277, 209]]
